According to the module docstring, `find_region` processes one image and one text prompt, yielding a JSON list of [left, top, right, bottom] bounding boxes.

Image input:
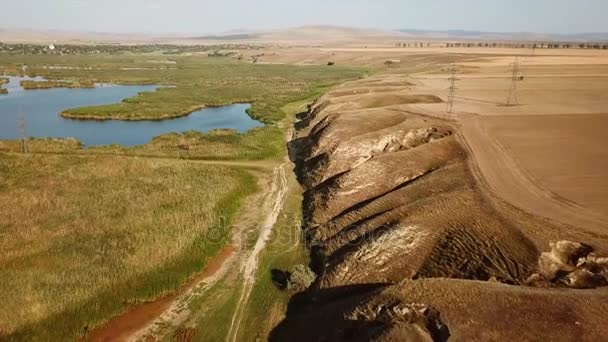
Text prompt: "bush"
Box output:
[[286, 265, 316, 291]]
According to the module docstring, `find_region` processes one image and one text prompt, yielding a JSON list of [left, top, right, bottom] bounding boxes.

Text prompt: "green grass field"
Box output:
[[0, 153, 257, 341], [0, 127, 287, 161], [236, 169, 308, 340], [174, 99, 311, 341], [0, 53, 364, 160], [0, 54, 364, 122], [20, 79, 95, 89]]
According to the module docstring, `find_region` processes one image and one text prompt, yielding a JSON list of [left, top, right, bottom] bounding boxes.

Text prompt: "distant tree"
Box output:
[[603, 45, 608, 50], [327, 61, 335, 66]]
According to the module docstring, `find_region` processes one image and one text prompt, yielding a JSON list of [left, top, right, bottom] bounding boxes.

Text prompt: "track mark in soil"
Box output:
[[226, 164, 288, 342]]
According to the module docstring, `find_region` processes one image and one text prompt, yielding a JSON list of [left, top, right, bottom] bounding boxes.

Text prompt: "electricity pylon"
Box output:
[[506, 57, 522, 106], [17, 112, 29, 153], [447, 64, 458, 116]]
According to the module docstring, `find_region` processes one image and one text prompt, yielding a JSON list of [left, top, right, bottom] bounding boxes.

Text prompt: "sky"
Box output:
[[1, 0, 607, 35]]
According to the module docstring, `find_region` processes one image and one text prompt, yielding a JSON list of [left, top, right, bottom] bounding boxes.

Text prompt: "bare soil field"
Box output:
[[481, 113, 608, 218], [272, 57, 608, 340], [394, 53, 608, 234]]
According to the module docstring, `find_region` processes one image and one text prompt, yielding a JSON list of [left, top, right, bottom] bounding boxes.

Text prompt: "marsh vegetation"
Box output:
[[20, 79, 95, 89], [0, 153, 257, 340], [0, 76, 8, 94], [0, 50, 364, 341]]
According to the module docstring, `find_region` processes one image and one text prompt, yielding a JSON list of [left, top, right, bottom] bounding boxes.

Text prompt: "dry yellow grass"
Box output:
[[0, 152, 256, 340]]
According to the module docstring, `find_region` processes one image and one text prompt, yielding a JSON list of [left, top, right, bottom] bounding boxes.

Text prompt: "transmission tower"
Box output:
[[17, 112, 29, 154], [447, 64, 458, 116], [506, 56, 522, 106]]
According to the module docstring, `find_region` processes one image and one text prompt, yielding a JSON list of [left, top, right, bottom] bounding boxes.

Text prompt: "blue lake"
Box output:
[[0, 76, 263, 146]]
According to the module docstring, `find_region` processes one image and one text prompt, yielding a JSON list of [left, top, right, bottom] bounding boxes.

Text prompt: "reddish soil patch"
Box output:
[[86, 244, 236, 342]]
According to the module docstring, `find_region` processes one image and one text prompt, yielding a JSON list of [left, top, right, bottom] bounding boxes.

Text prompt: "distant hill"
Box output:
[[1, 26, 607, 45], [255, 25, 403, 41], [185, 33, 259, 41]]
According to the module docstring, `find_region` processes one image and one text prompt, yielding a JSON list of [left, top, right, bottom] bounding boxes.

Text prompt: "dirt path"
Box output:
[[82, 159, 288, 342], [87, 245, 237, 342], [459, 113, 608, 234], [226, 163, 288, 342]]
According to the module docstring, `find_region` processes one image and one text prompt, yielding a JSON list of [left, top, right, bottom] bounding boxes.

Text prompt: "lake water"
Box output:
[[0, 76, 263, 146]]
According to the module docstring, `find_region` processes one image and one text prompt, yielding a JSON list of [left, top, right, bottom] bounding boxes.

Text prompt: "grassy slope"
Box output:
[[188, 176, 306, 342], [0, 153, 257, 341], [183, 99, 310, 342], [236, 167, 308, 340], [233, 100, 311, 340]]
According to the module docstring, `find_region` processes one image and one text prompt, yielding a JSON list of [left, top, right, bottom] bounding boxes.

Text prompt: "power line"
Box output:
[[447, 64, 458, 116], [506, 56, 522, 106], [17, 111, 29, 154]]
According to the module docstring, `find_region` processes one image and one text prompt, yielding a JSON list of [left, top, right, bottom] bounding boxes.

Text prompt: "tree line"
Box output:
[[0, 42, 264, 55], [396, 41, 608, 50]]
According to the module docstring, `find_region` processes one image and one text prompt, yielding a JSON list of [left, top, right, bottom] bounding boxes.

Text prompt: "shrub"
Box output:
[[286, 265, 316, 291]]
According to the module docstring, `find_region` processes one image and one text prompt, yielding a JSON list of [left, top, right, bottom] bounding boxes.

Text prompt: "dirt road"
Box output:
[[84, 160, 289, 342], [226, 163, 288, 342], [88, 245, 237, 342]]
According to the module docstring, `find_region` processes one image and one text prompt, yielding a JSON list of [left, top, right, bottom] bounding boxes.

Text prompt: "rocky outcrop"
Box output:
[[527, 241, 608, 289]]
